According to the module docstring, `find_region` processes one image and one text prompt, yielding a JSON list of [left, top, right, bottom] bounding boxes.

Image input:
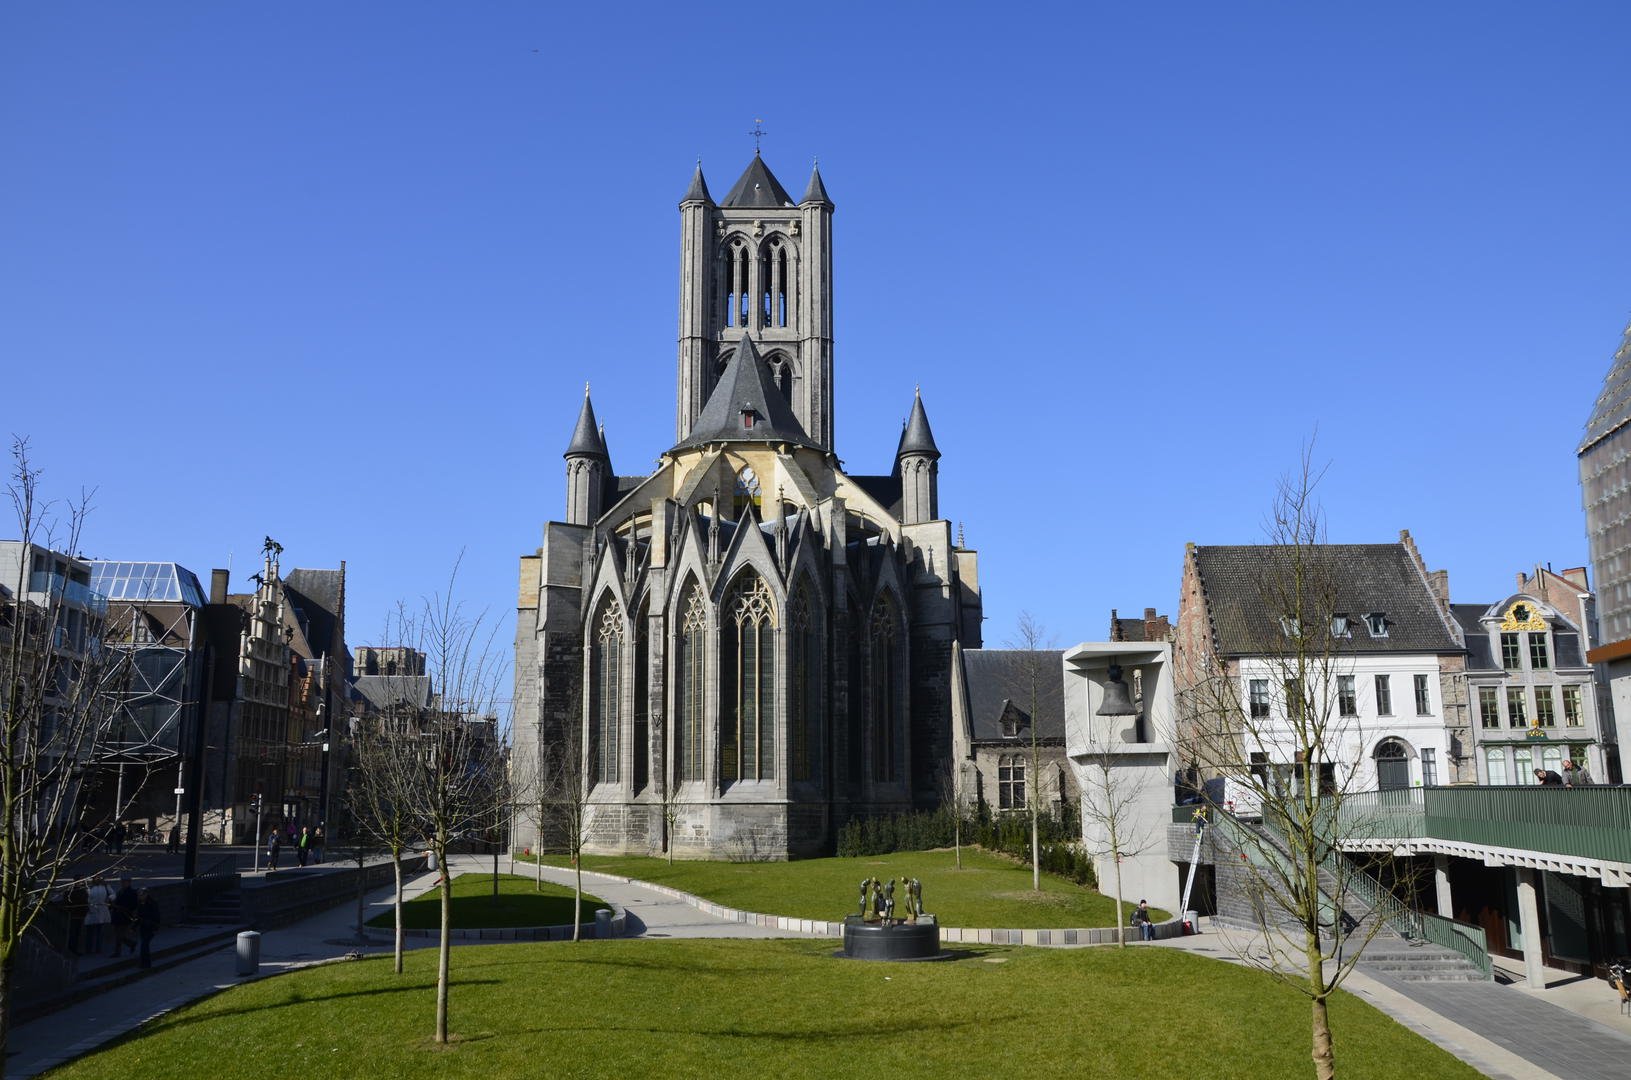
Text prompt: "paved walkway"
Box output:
[[1153, 921, 1631, 1080], [12, 860, 1631, 1079]]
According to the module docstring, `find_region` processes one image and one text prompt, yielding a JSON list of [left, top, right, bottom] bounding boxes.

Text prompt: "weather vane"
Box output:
[[748, 118, 767, 153]]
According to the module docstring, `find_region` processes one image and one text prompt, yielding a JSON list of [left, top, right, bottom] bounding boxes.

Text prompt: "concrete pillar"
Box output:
[[1433, 854, 1454, 917], [1514, 867, 1546, 989]]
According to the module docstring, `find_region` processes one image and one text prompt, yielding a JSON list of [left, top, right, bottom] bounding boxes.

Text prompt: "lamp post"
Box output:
[[315, 701, 331, 831]]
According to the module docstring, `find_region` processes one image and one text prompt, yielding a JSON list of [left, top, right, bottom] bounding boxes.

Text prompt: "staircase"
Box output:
[[189, 882, 245, 926], [1354, 935, 1491, 983]]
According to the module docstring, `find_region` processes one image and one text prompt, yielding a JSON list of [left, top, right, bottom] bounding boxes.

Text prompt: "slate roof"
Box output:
[[962, 649, 1066, 743], [283, 568, 344, 657], [1451, 600, 1587, 671], [565, 392, 607, 458], [850, 474, 903, 518], [721, 154, 794, 209], [673, 334, 817, 450], [1193, 544, 1461, 656], [1580, 320, 1631, 454], [680, 163, 713, 206], [351, 674, 433, 712], [800, 163, 832, 206], [897, 391, 940, 459]]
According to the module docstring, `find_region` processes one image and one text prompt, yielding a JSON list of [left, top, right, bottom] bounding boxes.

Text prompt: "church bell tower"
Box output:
[[675, 153, 834, 450]]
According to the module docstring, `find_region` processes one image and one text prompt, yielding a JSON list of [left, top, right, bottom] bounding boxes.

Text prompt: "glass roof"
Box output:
[[89, 561, 207, 607]]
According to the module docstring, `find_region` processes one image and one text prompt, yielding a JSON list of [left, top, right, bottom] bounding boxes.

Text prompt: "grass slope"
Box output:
[[367, 873, 606, 930], [44, 939, 1484, 1080], [534, 848, 1165, 927]]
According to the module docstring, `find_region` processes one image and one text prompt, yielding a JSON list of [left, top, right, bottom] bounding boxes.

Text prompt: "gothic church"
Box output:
[[512, 154, 983, 858]]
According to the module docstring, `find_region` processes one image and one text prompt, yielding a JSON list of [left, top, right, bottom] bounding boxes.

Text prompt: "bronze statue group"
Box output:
[[857, 876, 926, 924]]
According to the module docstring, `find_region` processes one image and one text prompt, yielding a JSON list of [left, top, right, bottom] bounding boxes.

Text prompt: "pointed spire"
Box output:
[[800, 160, 832, 207], [565, 388, 607, 459], [898, 388, 941, 460], [680, 160, 713, 206]]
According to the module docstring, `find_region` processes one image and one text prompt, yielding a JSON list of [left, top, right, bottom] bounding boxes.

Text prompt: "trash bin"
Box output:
[[595, 908, 614, 939], [1184, 910, 1199, 935], [426, 849, 437, 872], [235, 931, 261, 975]]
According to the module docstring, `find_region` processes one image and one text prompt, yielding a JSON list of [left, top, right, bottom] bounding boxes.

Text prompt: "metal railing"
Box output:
[[28, 571, 109, 614]]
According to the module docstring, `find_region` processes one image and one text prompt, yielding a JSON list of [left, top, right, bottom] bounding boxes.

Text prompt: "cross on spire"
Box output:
[[748, 118, 767, 154]]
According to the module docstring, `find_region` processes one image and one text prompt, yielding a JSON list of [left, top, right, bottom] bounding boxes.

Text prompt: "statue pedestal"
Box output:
[[840, 915, 944, 961]]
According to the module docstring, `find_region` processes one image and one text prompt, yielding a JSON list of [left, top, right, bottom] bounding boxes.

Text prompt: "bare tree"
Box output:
[[0, 440, 130, 1067], [536, 717, 591, 939], [1178, 449, 1425, 1080], [1007, 612, 1054, 891], [382, 564, 508, 1046], [936, 759, 971, 870], [346, 712, 426, 974]]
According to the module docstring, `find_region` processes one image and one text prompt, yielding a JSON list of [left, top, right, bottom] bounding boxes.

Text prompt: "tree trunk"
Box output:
[[572, 855, 583, 942], [954, 814, 963, 870], [435, 850, 451, 1044], [353, 847, 366, 941], [1, 943, 14, 1071], [535, 839, 543, 891], [1030, 802, 1041, 891], [492, 843, 499, 901], [1311, 994, 1335, 1080], [392, 855, 405, 975]]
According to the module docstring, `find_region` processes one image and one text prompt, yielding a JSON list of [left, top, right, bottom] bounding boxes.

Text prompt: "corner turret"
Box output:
[[897, 389, 940, 524], [564, 387, 610, 525]]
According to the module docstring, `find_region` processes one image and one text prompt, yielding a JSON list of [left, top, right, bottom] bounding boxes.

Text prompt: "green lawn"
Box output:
[[528, 848, 1167, 927], [367, 873, 606, 930], [44, 939, 1484, 1080]]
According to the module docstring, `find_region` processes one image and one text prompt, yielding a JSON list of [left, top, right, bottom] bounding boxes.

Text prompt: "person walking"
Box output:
[[267, 829, 283, 871], [297, 825, 311, 867], [1132, 899, 1155, 941], [64, 880, 88, 955], [84, 874, 112, 955], [311, 826, 325, 865], [166, 824, 181, 853], [110, 876, 138, 958], [135, 888, 161, 969]]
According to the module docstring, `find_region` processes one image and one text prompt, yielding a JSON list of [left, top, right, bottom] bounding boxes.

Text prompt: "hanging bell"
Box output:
[[1096, 662, 1139, 717]]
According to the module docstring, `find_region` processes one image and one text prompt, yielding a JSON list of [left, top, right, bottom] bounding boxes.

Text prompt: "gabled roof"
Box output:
[[284, 567, 344, 658], [1192, 544, 1461, 656], [680, 163, 713, 206], [897, 390, 940, 459], [1580, 321, 1631, 454], [800, 163, 831, 207], [721, 154, 794, 209], [565, 391, 607, 459], [961, 649, 1066, 743], [673, 334, 816, 450]]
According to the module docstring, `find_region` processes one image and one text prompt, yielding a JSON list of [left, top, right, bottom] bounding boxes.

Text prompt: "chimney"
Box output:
[[210, 568, 229, 604], [1427, 569, 1449, 608], [1144, 607, 1157, 620], [1517, 572, 1526, 590]]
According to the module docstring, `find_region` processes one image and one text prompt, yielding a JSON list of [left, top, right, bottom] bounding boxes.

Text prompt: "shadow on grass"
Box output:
[[137, 979, 504, 1036], [509, 1012, 1006, 1045]]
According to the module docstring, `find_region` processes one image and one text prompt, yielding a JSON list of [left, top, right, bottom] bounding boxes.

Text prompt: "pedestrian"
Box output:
[[110, 875, 138, 957], [135, 888, 161, 969], [267, 829, 283, 872], [111, 821, 127, 854], [297, 825, 311, 867], [1534, 768, 1563, 787], [1563, 760, 1595, 787], [312, 826, 325, 865], [64, 880, 88, 955], [166, 824, 181, 853], [84, 874, 112, 954], [1132, 899, 1155, 941]]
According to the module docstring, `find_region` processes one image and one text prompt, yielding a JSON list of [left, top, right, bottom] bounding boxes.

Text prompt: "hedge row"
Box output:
[[835, 805, 1096, 888]]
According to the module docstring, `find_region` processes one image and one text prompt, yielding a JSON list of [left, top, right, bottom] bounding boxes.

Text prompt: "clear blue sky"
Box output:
[[4, 4, 1630, 703]]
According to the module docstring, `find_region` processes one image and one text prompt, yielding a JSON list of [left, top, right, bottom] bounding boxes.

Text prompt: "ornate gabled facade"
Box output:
[[513, 154, 984, 859]]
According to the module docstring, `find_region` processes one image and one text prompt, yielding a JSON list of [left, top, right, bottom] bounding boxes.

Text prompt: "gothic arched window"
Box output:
[[633, 597, 650, 794], [590, 598, 624, 785], [721, 574, 775, 783], [760, 238, 790, 328], [870, 595, 902, 783], [789, 586, 821, 782], [677, 584, 707, 782], [725, 239, 750, 328]]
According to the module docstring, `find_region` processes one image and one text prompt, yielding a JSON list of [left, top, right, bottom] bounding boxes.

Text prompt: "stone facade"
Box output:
[[512, 156, 984, 859]]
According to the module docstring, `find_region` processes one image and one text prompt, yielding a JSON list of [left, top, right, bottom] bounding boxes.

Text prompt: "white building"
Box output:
[[1174, 532, 1468, 797]]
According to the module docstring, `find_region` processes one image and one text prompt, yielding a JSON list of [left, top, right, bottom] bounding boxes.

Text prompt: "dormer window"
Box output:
[[1279, 616, 1300, 639], [740, 405, 756, 429], [1365, 613, 1389, 638], [998, 700, 1025, 738], [1330, 614, 1351, 638]]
